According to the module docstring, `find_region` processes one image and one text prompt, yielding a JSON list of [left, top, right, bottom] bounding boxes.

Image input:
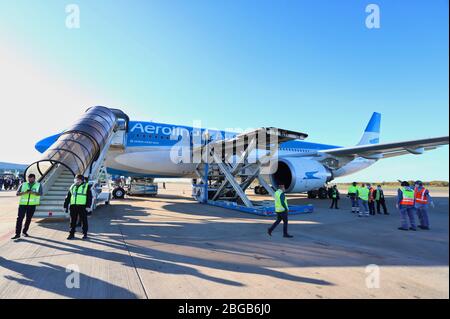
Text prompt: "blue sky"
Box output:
[[0, 0, 448, 181]]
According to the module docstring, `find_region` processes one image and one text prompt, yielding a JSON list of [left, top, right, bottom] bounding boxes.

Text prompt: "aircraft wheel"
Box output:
[[318, 187, 328, 199], [307, 191, 318, 199], [112, 187, 125, 199]]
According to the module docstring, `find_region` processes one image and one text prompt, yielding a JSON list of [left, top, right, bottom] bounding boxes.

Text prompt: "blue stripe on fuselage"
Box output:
[[127, 120, 233, 147], [127, 120, 341, 150], [35, 120, 341, 153]]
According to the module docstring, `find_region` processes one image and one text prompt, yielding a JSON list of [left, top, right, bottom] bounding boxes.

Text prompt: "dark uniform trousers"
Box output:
[[16, 205, 36, 235], [69, 205, 88, 235], [330, 198, 339, 209], [368, 201, 376, 215], [269, 211, 288, 235], [376, 198, 388, 214]]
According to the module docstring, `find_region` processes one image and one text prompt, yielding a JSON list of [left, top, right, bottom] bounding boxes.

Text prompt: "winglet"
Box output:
[[357, 112, 381, 145]]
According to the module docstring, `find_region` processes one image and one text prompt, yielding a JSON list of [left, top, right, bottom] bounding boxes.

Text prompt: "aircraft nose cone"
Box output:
[[35, 133, 60, 153]]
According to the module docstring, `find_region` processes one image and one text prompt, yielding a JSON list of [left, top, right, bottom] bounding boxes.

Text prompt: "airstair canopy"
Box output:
[[24, 106, 128, 180]]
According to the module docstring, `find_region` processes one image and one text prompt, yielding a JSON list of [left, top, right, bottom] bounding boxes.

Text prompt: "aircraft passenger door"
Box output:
[[111, 130, 126, 149]]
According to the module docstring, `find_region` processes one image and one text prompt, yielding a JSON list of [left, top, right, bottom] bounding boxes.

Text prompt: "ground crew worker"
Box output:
[[64, 175, 92, 240], [268, 184, 293, 238], [347, 182, 359, 213], [368, 184, 376, 215], [357, 183, 370, 217], [374, 185, 388, 215], [414, 181, 434, 230], [396, 181, 416, 231], [11, 173, 42, 239], [329, 185, 339, 209]]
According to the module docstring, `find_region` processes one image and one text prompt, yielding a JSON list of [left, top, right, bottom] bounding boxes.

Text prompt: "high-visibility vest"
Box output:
[[415, 188, 429, 204], [332, 189, 338, 198], [375, 189, 382, 200], [400, 187, 415, 206], [274, 189, 288, 213], [19, 182, 41, 206], [347, 185, 357, 194], [358, 187, 369, 201], [70, 183, 89, 206]]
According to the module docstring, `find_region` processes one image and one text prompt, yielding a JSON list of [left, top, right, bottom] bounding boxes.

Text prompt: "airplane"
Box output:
[[33, 109, 448, 201]]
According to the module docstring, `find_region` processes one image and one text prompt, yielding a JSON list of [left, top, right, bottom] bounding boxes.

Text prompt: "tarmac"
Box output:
[[0, 184, 448, 299]]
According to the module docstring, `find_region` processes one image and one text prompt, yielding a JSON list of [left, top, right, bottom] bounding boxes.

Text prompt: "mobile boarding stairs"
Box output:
[[24, 106, 129, 218]]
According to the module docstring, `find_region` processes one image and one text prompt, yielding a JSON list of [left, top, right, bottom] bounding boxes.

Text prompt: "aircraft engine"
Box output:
[[270, 158, 333, 193]]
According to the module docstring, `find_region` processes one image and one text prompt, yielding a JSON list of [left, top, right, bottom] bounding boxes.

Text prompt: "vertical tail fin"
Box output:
[[357, 112, 381, 145]]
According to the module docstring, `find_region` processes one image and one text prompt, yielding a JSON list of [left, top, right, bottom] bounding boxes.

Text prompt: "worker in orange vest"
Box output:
[[396, 181, 416, 231], [367, 183, 376, 215], [414, 181, 434, 230]]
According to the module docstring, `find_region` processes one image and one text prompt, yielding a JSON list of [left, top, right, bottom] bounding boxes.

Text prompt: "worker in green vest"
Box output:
[[374, 185, 389, 215], [12, 173, 42, 240], [268, 184, 293, 238], [64, 174, 93, 240], [329, 185, 340, 209], [347, 182, 359, 213], [357, 183, 370, 217]]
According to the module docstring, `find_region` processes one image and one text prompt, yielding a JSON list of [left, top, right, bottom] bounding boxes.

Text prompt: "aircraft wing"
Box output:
[[320, 136, 449, 159]]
